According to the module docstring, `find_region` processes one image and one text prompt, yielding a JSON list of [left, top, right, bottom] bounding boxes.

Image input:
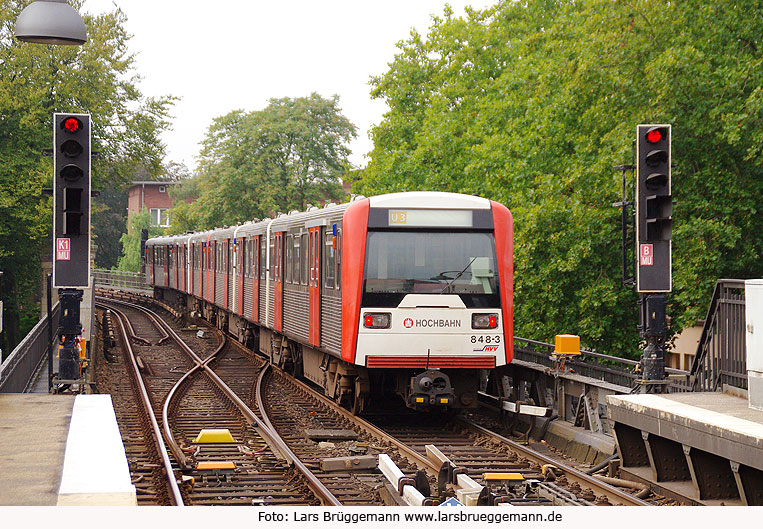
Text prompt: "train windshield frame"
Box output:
[[362, 229, 501, 308]]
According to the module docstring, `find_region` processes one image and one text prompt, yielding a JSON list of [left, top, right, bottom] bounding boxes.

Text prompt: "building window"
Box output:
[[150, 208, 170, 227], [159, 185, 166, 193]]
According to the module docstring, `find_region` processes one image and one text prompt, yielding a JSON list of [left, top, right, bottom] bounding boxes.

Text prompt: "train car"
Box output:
[[147, 192, 513, 412]]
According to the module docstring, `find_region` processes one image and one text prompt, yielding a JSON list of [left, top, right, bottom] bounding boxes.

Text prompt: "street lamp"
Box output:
[[15, 0, 87, 46]]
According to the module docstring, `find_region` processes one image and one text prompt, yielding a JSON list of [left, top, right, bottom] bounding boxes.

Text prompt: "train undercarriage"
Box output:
[[158, 288, 483, 414]]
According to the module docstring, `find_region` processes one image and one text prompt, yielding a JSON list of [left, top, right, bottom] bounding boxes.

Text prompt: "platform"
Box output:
[[0, 394, 136, 505], [607, 391, 763, 505]]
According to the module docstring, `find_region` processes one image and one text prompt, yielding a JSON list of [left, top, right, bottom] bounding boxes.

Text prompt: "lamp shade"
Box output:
[[15, 0, 87, 45]]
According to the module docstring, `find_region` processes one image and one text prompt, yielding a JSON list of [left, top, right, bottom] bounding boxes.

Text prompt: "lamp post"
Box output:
[[15, 0, 87, 46]]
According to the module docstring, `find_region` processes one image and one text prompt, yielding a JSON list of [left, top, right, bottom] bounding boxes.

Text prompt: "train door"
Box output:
[[173, 245, 178, 289], [274, 232, 284, 331], [205, 240, 211, 302], [238, 238, 245, 315], [228, 239, 234, 311], [223, 239, 229, 309], [164, 246, 169, 287], [189, 244, 194, 295], [253, 235, 260, 322], [148, 246, 154, 285], [309, 226, 322, 347], [181, 244, 186, 292]]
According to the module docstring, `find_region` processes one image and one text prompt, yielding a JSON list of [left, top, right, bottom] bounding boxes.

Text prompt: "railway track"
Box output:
[[96, 295, 338, 506], [96, 290, 650, 507]]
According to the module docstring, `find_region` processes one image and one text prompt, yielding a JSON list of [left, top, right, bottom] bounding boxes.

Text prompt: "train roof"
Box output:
[[269, 201, 350, 233], [144, 192, 497, 247], [234, 217, 272, 238], [368, 191, 491, 209]]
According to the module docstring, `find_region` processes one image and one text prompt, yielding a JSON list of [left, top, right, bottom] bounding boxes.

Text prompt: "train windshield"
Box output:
[[363, 230, 500, 308]]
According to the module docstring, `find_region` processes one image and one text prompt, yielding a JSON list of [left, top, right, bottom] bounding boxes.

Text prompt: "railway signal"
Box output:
[[53, 113, 91, 289], [635, 124, 671, 293], [634, 124, 672, 390]]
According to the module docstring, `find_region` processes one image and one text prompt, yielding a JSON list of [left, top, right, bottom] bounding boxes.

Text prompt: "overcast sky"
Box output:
[[81, 0, 495, 172]]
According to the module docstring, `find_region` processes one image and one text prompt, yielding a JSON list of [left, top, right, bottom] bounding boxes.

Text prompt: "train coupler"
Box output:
[[409, 370, 455, 408]]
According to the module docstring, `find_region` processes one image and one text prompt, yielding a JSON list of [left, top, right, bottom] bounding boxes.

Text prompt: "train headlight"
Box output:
[[472, 313, 499, 329], [363, 312, 391, 329]]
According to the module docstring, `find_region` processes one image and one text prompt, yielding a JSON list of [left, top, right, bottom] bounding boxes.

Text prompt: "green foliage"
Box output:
[[168, 93, 357, 233], [355, 0, 763, 357], [116, 210, 163, 273], [0, 1, 175, 354]]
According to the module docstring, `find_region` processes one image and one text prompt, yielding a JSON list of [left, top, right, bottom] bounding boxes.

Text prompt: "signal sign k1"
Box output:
[[640, 244, 653, 266], [56, 238, 71, 261]]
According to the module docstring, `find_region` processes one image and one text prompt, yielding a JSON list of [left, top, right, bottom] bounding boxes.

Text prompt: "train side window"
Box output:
[[253, 237, 258, 278], [300, 233, 308, 285], [293, 234, 300, 285], [241, 240, 247, 278], [324, 231, 335, 289], [336, 227, 341, 290], [286, 234, 293, 284], [268, 235, 276, 279], [260, 237, 266, 279], [275, 235, 281, 282], [251, 237, 260, 277]]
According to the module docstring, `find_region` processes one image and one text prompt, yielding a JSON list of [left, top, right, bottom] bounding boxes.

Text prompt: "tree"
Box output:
[[355, 0, 763, 357], [168, 93, 357, 233], [116, 210, 162, 273], [0, 1, 175, 357]]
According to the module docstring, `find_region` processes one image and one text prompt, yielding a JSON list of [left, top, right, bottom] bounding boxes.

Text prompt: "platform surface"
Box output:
[[0, 393, 136, 506], [607, 391, 763, 470], [0, 394, 75, 505], [56, 394, 136, 505]]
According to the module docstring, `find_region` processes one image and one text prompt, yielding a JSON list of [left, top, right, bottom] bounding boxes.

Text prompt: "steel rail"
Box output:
[[99, 302, 185, 506], [456, 417, 650, 506], [237, 343, 438, 474], [105, 296, 343, 506], [160, 333, 228, 471], [254, 364, 343, 506]]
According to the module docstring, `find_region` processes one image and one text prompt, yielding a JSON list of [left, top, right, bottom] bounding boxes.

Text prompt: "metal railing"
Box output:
[[690, 279, 748, 391], [93, 268, 150, 291], [514, 337, 691, 392], [0, 302, 59, 393]]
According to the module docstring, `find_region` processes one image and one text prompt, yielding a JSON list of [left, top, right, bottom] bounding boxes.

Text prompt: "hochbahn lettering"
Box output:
[[414, 318, 461, 328]]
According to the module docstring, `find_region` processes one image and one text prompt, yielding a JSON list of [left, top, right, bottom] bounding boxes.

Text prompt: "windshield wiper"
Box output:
[[439, 257, 477, 294]]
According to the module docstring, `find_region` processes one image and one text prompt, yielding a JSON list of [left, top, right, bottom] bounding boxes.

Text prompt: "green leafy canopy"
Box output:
[[0, 0, 175, 355], [168, 93, 357, 233], [355, 0, 763, 357]]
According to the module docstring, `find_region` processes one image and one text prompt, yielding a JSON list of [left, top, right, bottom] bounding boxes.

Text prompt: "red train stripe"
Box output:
[[366, 356, 496, 369], [491, 200, 514, 365], [341, 198, 370, 364]]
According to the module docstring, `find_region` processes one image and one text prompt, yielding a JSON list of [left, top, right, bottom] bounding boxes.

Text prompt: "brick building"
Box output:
[[127, 181, 189, 228]]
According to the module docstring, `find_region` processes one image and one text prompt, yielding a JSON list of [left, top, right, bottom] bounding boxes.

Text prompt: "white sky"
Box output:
[[81, 0, 496, 171]]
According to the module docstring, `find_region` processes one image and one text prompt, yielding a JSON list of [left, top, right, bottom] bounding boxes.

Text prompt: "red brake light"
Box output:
[[489, 315, 497, 328], [365, 315, 374, 327], [646, 129, 662, 143]]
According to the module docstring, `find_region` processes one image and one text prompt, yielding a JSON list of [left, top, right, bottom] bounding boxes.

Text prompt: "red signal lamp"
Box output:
[[646, 128, 663, 143], [62, 117, 81, 133]]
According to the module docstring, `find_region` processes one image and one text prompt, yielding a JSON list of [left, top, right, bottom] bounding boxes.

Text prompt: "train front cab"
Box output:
[[342, 192, 514, 410]]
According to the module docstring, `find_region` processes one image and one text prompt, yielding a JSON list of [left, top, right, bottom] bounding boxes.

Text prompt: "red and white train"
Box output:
[[146, 191, 513, 412]]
